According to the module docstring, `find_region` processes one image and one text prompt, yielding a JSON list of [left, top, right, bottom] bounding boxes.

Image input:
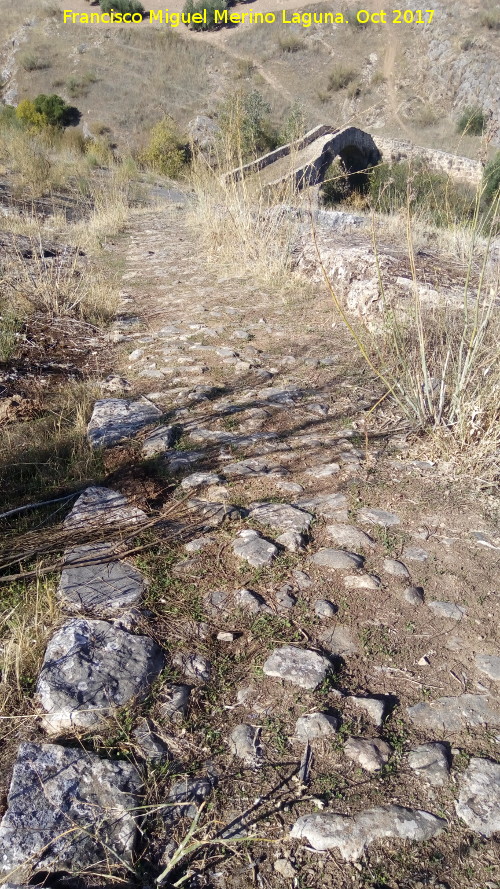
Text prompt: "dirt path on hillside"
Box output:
[[1, 185, 499, 885]]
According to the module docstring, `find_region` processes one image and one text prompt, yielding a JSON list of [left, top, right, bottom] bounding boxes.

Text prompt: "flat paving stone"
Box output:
[[296, 493, 348, 519], [87, 397, 161, 448], [232, 529, 278, 567], [475, 654, 500, 681], [455, 757, 500, 836], [407, 694, 500, 733], [0, 742, 141, 877], [311, 548, 364, 571], [249, 502, 313, 533], [408, 742, 450, 787], [428, 601, 466, 620], [57, 543, 146, 614], [181, 472, 224, 490], [165, 450, 204, 472], [344, 574, 381, 590], [64, 486, 146, 531], [358, 507, 401, 526], [37, 618, 165, 734], [263, 645, 332, 690], [222, 458, 271, 478], [142, 424, 178, 457], [319, 624, 360, 656], [326, 523, 375, 550], [295, 712, 339, 741], [290, 805, 445, 861], [344, 737, 392, 772]]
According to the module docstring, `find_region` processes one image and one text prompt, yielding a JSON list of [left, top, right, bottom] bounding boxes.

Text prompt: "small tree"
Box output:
[[139, 116, 187, 177]]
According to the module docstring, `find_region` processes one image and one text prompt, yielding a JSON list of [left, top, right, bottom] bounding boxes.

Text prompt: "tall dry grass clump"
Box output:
[[188, 100, 306, 292], [316, 177, 500, 481]]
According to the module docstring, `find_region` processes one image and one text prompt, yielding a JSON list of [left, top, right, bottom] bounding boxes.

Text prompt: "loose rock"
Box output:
[[403, 585, 425, 605], [235, 587, 268, 613], [408, 742, 449, 786], [263, 645, 332, 690], [229, 724, 262, 765], [132, 717, 171, 761], [142, 424, 178, 457], [295, 712, 339, 741], [349, 696, 386, 727], [314, 599, 337, 618], [311, 548, 364, 571], [232, 529, 278, 567], [173, 652, 211, 683], [290, 805, 445, 860], [383, 558, 410, 578], [344, 737, 392, 772], [158, 683, 191, 721]]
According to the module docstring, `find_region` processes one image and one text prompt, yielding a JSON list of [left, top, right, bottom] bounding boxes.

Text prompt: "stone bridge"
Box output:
[[226, 124, 483, 192]]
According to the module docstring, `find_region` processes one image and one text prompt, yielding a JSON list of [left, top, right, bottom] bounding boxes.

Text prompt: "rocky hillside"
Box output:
[[1, 0, 499, 155]]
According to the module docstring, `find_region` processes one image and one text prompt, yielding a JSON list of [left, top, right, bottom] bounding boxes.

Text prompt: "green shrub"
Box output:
[[99, 0, 145, 14], [139, 116, 187, 177], [15, 94, 77, 130], [320, 160, 352, 205], [368, 160, 478, 228], [483, 151, 500, 206], [183, 0, 227, 30], [456, 106, 486, 136], [328, 65, 357, 92]]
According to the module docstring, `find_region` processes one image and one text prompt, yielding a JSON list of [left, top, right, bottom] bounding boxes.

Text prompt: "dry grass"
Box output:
[[0, 575, 60, 711], [189, 140, 306, 293], [315, 190, 500, 480]]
